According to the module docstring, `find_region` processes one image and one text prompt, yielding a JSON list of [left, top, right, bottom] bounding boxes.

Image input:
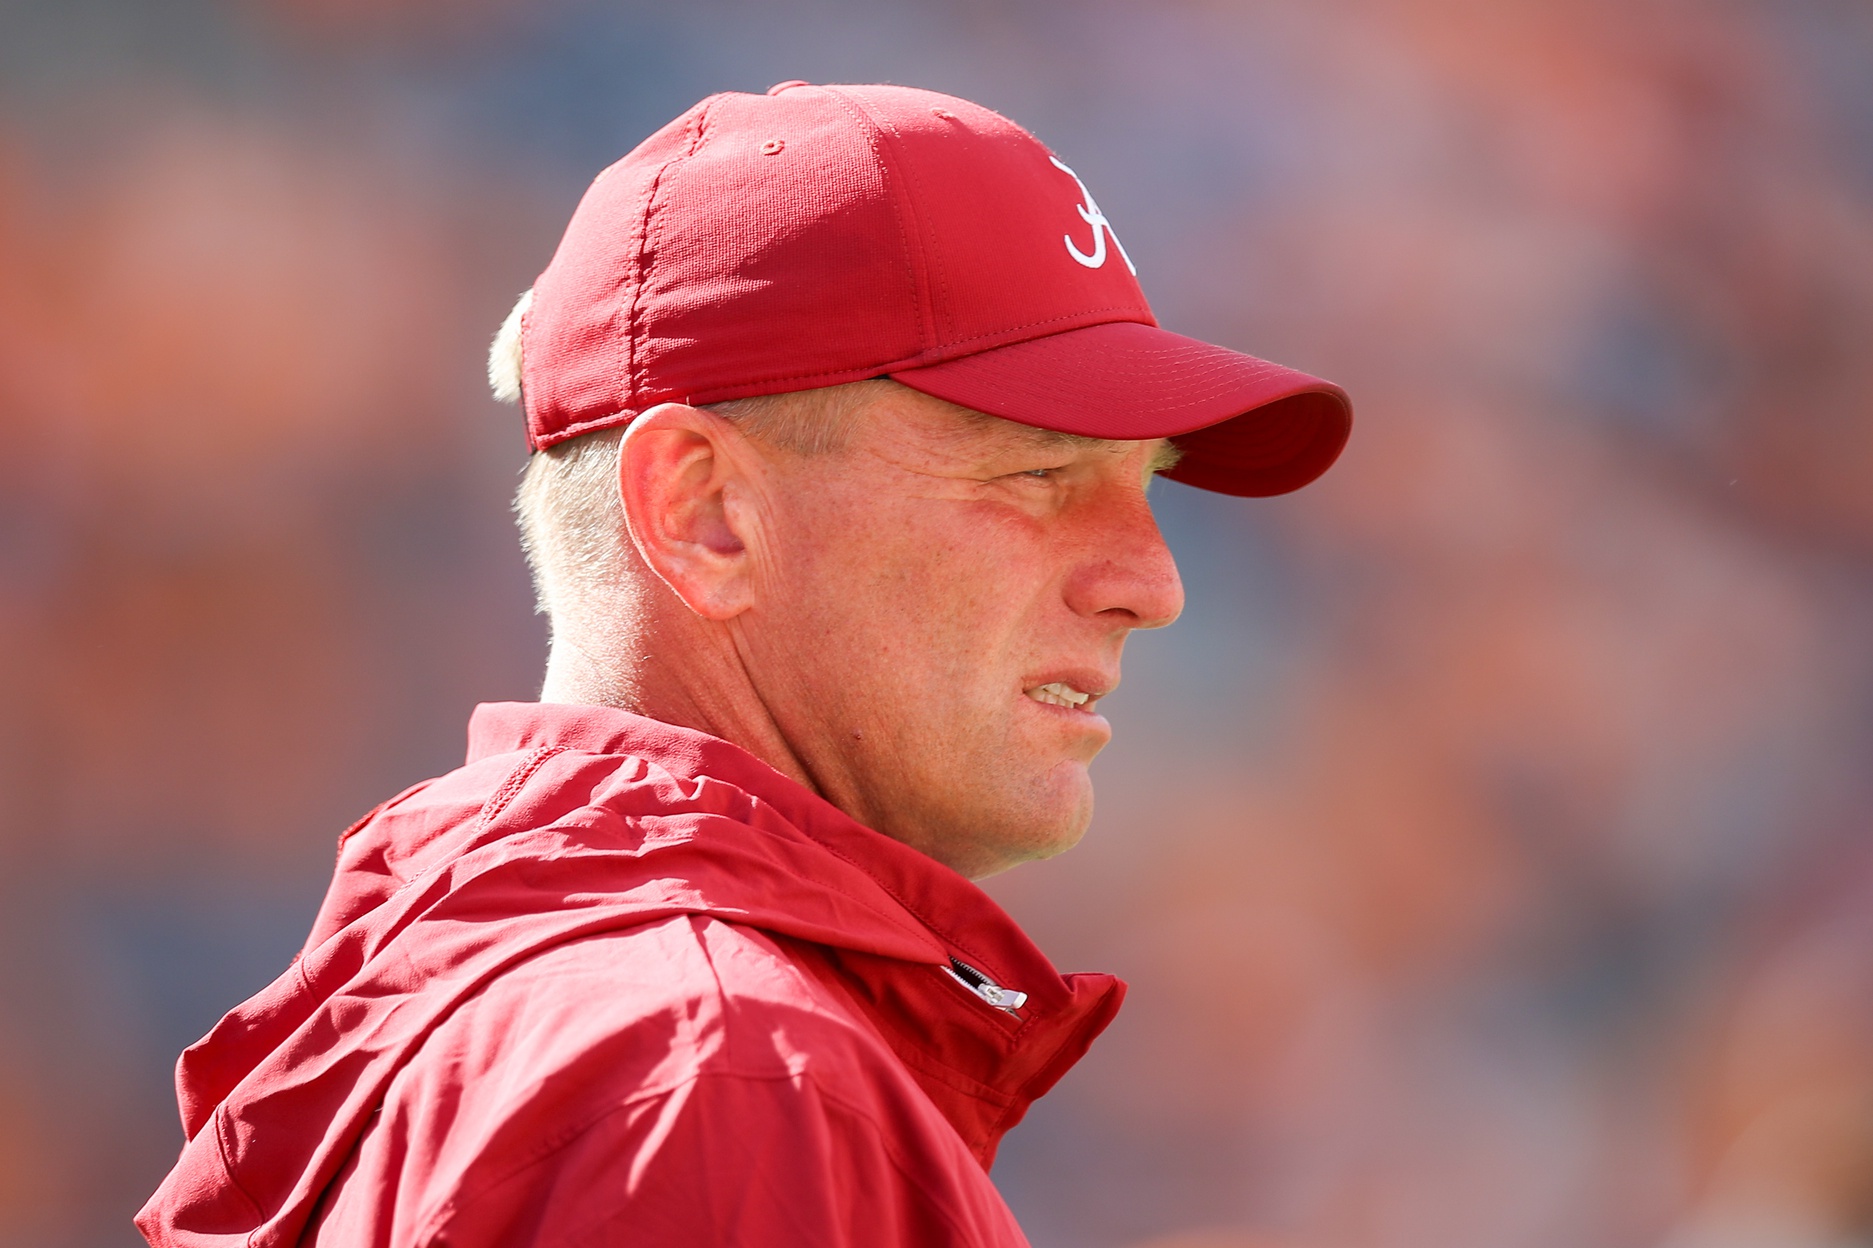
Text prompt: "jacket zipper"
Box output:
[[944, 956, 1028, 1013]]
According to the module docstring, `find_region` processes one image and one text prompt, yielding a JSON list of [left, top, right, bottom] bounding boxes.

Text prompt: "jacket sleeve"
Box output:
[[438, 1069, 1027, 1248]]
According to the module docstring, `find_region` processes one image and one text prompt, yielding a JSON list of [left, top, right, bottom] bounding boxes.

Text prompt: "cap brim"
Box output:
[[889, 320, 1351, 497]]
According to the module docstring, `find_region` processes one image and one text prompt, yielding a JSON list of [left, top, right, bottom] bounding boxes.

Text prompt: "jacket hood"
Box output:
[[138, 703, 1124, 1246]]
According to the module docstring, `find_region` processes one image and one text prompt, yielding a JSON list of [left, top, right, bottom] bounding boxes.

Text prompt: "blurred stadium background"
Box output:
[[3, 1, 1872, 1245]]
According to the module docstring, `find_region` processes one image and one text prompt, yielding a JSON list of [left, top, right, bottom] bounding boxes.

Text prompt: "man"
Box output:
[[138, 82, 1349, 1246]]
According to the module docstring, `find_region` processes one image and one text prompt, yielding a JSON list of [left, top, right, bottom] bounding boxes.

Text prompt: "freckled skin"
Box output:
[[613, 384, 1184, 880]]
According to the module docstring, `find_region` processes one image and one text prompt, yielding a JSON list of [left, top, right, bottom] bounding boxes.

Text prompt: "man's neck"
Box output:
[[539, 631, 821, 800]]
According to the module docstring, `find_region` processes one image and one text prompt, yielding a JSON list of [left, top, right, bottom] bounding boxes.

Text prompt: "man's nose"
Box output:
[[1064, 489, 1185, 631]]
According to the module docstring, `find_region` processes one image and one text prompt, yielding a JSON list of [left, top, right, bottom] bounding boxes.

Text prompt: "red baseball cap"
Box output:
[[519, 81, 1351, 497]]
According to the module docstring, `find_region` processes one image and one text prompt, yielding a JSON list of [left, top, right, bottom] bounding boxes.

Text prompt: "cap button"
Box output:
[[767, 80, 810, 95]]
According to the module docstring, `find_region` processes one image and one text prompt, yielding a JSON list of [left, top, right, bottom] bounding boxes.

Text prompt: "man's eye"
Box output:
[[993, 465, 1066, 485]]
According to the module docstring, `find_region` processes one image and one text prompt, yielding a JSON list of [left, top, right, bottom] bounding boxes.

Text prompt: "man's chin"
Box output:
[[867, 744, 1096, 876], [959, 770, 1094, 877]]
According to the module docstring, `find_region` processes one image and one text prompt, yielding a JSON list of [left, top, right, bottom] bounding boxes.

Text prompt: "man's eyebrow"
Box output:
[[992, 422, 1180, 463], [960, 413, 1099, 452], [1008, 427, 1107, 453], [950, 407, 1184, 469]]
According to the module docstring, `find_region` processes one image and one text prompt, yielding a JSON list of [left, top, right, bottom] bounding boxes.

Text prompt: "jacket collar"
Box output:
[[467, 701, 1126, 1164]]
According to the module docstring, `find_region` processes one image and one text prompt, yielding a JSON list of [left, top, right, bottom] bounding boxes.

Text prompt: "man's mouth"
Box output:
[[1025, 682, 1094, 709]]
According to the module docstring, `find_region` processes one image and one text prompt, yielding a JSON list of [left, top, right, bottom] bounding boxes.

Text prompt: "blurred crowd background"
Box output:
[[3, 1, 1872, 1245]]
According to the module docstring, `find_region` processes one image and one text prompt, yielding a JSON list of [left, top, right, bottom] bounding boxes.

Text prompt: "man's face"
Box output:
[[735, 385, 1184, 878]]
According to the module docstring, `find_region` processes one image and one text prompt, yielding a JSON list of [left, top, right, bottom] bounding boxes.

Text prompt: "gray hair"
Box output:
[[491, 288, 890, 638]]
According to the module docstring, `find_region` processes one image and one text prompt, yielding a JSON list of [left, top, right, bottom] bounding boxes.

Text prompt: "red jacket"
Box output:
[[137, 703, 1124, 1247]]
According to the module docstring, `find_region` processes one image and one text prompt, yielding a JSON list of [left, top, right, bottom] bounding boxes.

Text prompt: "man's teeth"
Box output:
[[1027, 682, 1091, 708]]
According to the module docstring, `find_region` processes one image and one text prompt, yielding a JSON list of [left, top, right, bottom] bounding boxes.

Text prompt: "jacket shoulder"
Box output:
[[302, 746, 654, 953], [433, 912, 890, 1088], [311, 915, 997, 1246]]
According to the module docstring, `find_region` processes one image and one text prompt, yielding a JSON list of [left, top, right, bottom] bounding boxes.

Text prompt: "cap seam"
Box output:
[[652, 301, 1145, 391], [877, 104, 955, 347], [828, 86, 949, 351], [623, 100, 716, 413], [535, 409, 646, 448], [818, 86, 934, 354], [519, 298, 541, 450], [913, 303, 1153, 354]]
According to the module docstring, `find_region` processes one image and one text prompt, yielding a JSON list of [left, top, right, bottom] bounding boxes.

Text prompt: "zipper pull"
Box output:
[[945, 957, 1028, 1013]]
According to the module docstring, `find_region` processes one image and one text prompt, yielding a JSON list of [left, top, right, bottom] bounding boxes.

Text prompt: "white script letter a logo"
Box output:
[[1049, 156, 1137, 276]]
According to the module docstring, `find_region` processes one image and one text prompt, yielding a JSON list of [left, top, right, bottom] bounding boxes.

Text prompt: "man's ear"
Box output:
[[616, 403, 761, 621]]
